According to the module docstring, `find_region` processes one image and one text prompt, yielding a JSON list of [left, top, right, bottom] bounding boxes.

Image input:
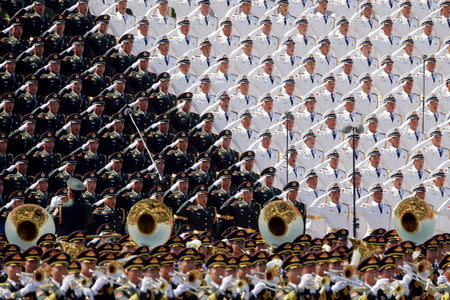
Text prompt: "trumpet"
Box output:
[[379, 279, 405, 299], [18, 268, 48, 285]]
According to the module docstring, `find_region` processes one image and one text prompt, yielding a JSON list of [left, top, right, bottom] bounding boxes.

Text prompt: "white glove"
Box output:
[[74, 287, 83, 298], [19, 283, 38, 296], [173, 284, 188, 297], [82, 287, 94, 299], [3, 200, 14, 209], [219, 275, 234, 293], [140, 277, 154, 293], [331, 280, 348, 293], [0, 288, 11, 298], [92, 277, 109, 294], [402, 274, 413, 285], [437, 274, 447, 285], [251, 281, 266, 297], [61, 274, 75, 293], [370, 278, 389, 295], [50, 196, 62, 209], [298, 274, 314, 290]]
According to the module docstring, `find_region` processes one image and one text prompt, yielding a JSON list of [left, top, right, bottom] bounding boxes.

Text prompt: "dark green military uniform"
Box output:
[[42, 15, 70, 57], [149, 90, 177, 115], [0, 53, 23, 94], [76, 148, 106, 175], [0, 253, 25, 298], [103, 76, 132, 116], [165, 148, 195, 175], [210, 145, 239, 173], [14, 75, 43, 115], [98, 153, 126, 191], [80, 98, 108, 135], [84, 15, 116, 59], [25, 172, 52, 206], [106, 34, 135, 75], [60, 76, 88, 115], [92, 204, 126, 234], [254, 185, 282, 206], [16, 50, 46, 76], [146, 120, 173, 154], [48, 155, 79, 193], [28, 132, 62, 176], [189, 113, 217, 154], [99, 114, 129, 156], [37, 54, 68, 96], [64, 8, 94, 37], [0, 19, 28, 56], [8, 114, 39, 156], [21, 5, 50, 38], [3, 154, 32, 195], [36, 98, 65, 134], [123, 142, 150, 174], [82, 56, 111, 97], [125, 51, 157, 94], [55, 116, 83, 156]]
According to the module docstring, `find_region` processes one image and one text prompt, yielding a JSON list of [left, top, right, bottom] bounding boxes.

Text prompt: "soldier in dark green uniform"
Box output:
[[231, 151, 260, 189], [146, 113, 173, 154], [0, 133, 12, 172], [63, 0, 94, 37], [210, 130, 239, 173], [125, 50, 157, 94], [61, 36, 90, 76], [35, 93, 65, 134], [189, 112, 217, 154], [81, 56, 111, 97], [80, 171, 99, 205], [91, 187, 126, 234], [164, 171, 190, 212], [60, 74, 88, 115], [188, 152, 214, 193], [36, 54, 68, 96], [122, 135, 150, 174], [3, 154, 32, 196], [176, 184, 216, 233], [0, 252, 29, 298], [16, 37, 45, 76], [124, 93, 153, 135], [20, 0, 50, 38], [0, 18, 28, 56], [117, 172, 145, 212], [253, 167, 281, 206], [48, 154, 78, 193], [74, 133, 105, 175], [164, 131, 195, 175], [0, 93, 21, 135], [208, 169, 235, 210], [106, 34, 135, 76], [42, 14, 70, 57], [84, 15, 116, 59], [28, 131, 61, 176], [97, 152, 126, 191], [0, 53, 23, 95], [435, 255, 450, 299], [14, 75, 43, 115], [80, 97, 108, 135], [141, 153, 171, 192], [102, 74, 132, 116], [114, 256, 153, 299], [55, 113, 83, 156], [169, 92, 200, 134], [25, 172, 52, 207], [0, 191, 25, 230], [99, 112, 129, 156], [147, 72, 177, 115]]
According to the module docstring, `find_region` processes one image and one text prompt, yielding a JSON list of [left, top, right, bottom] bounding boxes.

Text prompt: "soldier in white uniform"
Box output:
[[421, 95, 445, 134], [334, 57, 358, 96], [349, 1, 379, 39], [395, 74, 421, 116], [170, 18, 198, 58], [294, 95, 323, 133], [359, 115, 385, 153], [108, 0, 137, 37], [251, 17, 279, 58], [271, 0, 297, 37], [354, 73, 379, 117], [372, 0, 399, 18], [423, 128, 449, 171], [411, 0, 436, 20], [413, 55, 443, 95], [401, 111, 425, 152], [352, 39, 379, 77], [289, 0, 314, 16], [315, 74, 342, 115], [192, 75, 216, 115], [307, 0, 335, 38], [336, 95, 363, 132], [356, 184, 393, 237], [372, 55, 399, 97], [392, 1, 418, 37], [380, 129, 409, 171], [376, 95, 402, 134], [360, 148, 388, 187], [317, 150, 346, 190], [274, 77, 301, 115], [371, 17, 401, 58], [190, 38, 216, 77], [252, 94, 282, 132], [328, 0, 358, 17], [89, 0, 115, 17], [340, 169, 369, 206], [210, 0, 238, 19], [210, 18, 240, 58], [230, 37, 260, 76], [402, 151, 430, 191], [294, 55, 322, 97], [316, 110, 344, 152], [309, 183, 350, 234], [297, 131, 324, 170], [429, 169, 450, 234], [127, 0, 154, 17], [209, 55, 238, 94], [254, 130, 280, 173], [384, 170, 411, 207], [171, 0, 196, 18], [211, 91, 238, 133], [274, 37, 302, 78], [148, 0, 176, 37], [131, 17, 156, 56], [437, 76, 450, 113], [436, 39, 450, 75], [251, 56, 281, 97], [169, 57, 198, 95], [230, 76, 258, 114], [251, 0, 275, 18], [330, 17, 356, 59], [433, 1, 450, 39], [393, 38, 421, 76], [413, 19, 441, 57], [149, 36, 177, 75], [291, 17, 316, 57], [339, 133, 366, 172], [231, 110, 259, 152], [230, 0, 259, 38], [314, 36, 337, 77], [190, 0, 218, 40], [272, 112, 302, 152], [275, 146, 305, 188]]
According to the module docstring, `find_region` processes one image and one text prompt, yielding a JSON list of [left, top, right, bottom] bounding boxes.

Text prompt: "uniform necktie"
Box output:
[[368, 19, 373, 28], [399, 190, 403, 199], [388, 35, 393, 45], [247, 129, 251, 138], [290, 131, 293, 140], [440, 187, 444, 197], [205, 16, 209, 25], [418, 170, 422, 179], [378, 203, 383, 214], [206, 57, 210, 66], [267, 36, 271, 45], [357, 189, 361, 198], [367, 93, 372, 103], [303, 36, 308, 45], [314, 189, 318, 198], [323, 14, 328, 24], [427, 0, 431, 9], [269, 112, 273, 121], [290, 56, 294, 66], [350, 112, 354, 122], [414, 131, 419, 141], [185, 74, 189, 83], [289, 95, 293, 105], [284, 16, 287, 25], [428, 36, 432, 45], [434, 113, 438, 122], [224, 73, 229, 81], [390, 112, 394, 122], [337, 203, 341, 213], [225, 111, 229, 121], [164, 56, 169, 65], [293, 167, 297, 176], [373, 133, 377, 142], [408, 94, 413, 103], [185, 36, 190, 45], [144, 36, 148, 45], [334, 169, 338, 178], [407, 18, 411, 27], [325, 55, 330, 64], [245, 95, 250, 104], [267, 149, 272, 158], [310, 113, 314, 122], [438, 147, 443, 157], [163, 16, 167, 24], [247, 15, 251, 25], [367, 57, 372, 66], [248, 56, 252, 65], [344, 35, 349, 46], [311, 148, 315, 158], [409, 55, 413, 65], [206, 94, 210, 103], [431, 73, 436, 82], [396, 148, 400, 158], [331, 92, 335, 103], [264, 0, 268, 8], [332, 130, 336, 139], [227, 36, 231, 46], [123, 14, 127, 23], [376, 168, 380, 177], [388, 0, 393, 7], [310, 74, 314, 83], [346, 0, 350, 8], [269, 75, 274, 84], [348, 75, 352, 84]]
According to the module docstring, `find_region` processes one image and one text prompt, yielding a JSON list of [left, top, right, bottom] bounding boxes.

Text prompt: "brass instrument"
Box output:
[[57, 240, 86, 258], [343, 265, 356, 279], [106, 261, 122, 276], [5, 204, 56, 249], [393, 197, 435, 244], [186, 269, 203, 284], [265, 267, 280, 283], [33, 268, 46, 283], [127, 199, 173, 247], [416, 260, 432, 277], [379, 280, 405, 299], [349, 239, 373, 266], [258, 200, 304, 247]]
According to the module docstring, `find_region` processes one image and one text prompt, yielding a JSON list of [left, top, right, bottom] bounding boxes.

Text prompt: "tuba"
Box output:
[[258, 200, 304, 247], [127, 199, 173, 247], [5, 204, 55, 249], [393, 197, 435, 244]]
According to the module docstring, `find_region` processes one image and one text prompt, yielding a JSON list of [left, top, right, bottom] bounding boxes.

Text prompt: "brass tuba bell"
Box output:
[[127, 199, 173, 247], [5, 204, 56, 249], [258, 200, 304, 247], [393, 197, 435, 244]]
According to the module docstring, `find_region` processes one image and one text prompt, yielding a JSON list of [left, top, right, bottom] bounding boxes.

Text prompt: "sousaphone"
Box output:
[[127, 199, 173, 247], [5, 204, 56, 249]]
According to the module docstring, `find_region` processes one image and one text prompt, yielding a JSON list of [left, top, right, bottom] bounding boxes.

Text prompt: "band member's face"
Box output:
[[50, 265, 67, 283], [209, 266, 225, 284], [286, 267, 301, 284], [5, 264, 21, 281], [179, 259, 195, 273], [126, 269, 143, 285]]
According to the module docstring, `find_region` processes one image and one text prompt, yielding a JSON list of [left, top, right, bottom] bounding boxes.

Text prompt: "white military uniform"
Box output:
[[352, 55, 379, 76], [271, 130, 302, 152], [371, 34, 401, 58], [252, 33, 280, 58], [336, 111, 363, 131], [251, 73, 281, 97], [401, 128, 425, 152], [315, 90, 341, 114], [297, 147, 324, 170], [360, 166, 388, 187], [127, 0, 154, 17], [169, 71, 197, 95], [357, 199, 392, 237], [132, 33, 156, 56], [423, 145, 449, 170], [339, 147, 365, 172], [192, 91, 216, 115], [330, 33, 356, 59], [316, 128, 344, 152], [274, 54, 302, 78], [210, 33, 240, 57], [436, 53, 450, 77], [372, 0, 399, 18], [275, 164, 306, 189], [429, 185, 450, 234], [317, 166, 346, 190], [307, 11, 335, 38], [271, 13, 297, 37], [294, 72, 322, 96], [334, 72, 358, 95], [190, 55, 216, 77], [384, 186, 411, 207], [433, 14, 450, 38], [300, 186, 327, 238], [377, 110, 402, 134], [231, 53, 260, 76], [328, 0, 358, 19], [309, 198, 350, 233], [230, 12, 259, 38], [413, 70, 443, 95], [149, 54, 177, 75], [392, 53, 421, 75], [437, 198, 450, 235], [210, 0, 238, 19], [231, 125, 259, 152], [289, 0, 314, 16], [295, 110, 322, 133], [170, 33, 198, 57], [402, 167, 430, 191], [395, 91, 421, 116], [190, 14, 218, 40], [392, 15, 419, 37], [381, 146, 409, 171], [314, 53, 337, 77], [421, 110, 445, 133], [170, 0, 196, 18], [411, 0, 436, 20], [252, 109, 282, 132], [251, 0, 275, 18], [413, 33, 441, 57], [148, 13, 175, 37], [89, 0, 115, 17], [209, 71, 238, 94], [273, 93, 301, 115], [372, 71, 399, 96], [350, 16, 379, 39], [254, 146, 279, 173], [108, 12, 136, 37], [437, 87, 450, 113], [359, 131, 385, 153], [229, 93, 257, 114], [354, 91, 379, 117], [292, 33, 316, 57], [211, 108, 238, 134]]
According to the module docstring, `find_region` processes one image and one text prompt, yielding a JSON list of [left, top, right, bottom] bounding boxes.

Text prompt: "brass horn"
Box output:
[[127, 199, 173, 247], [393, 197, 435, 244], [32, 268, 46, 283], [258, 200, 304, 247], [5, 204, 55, 249]]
